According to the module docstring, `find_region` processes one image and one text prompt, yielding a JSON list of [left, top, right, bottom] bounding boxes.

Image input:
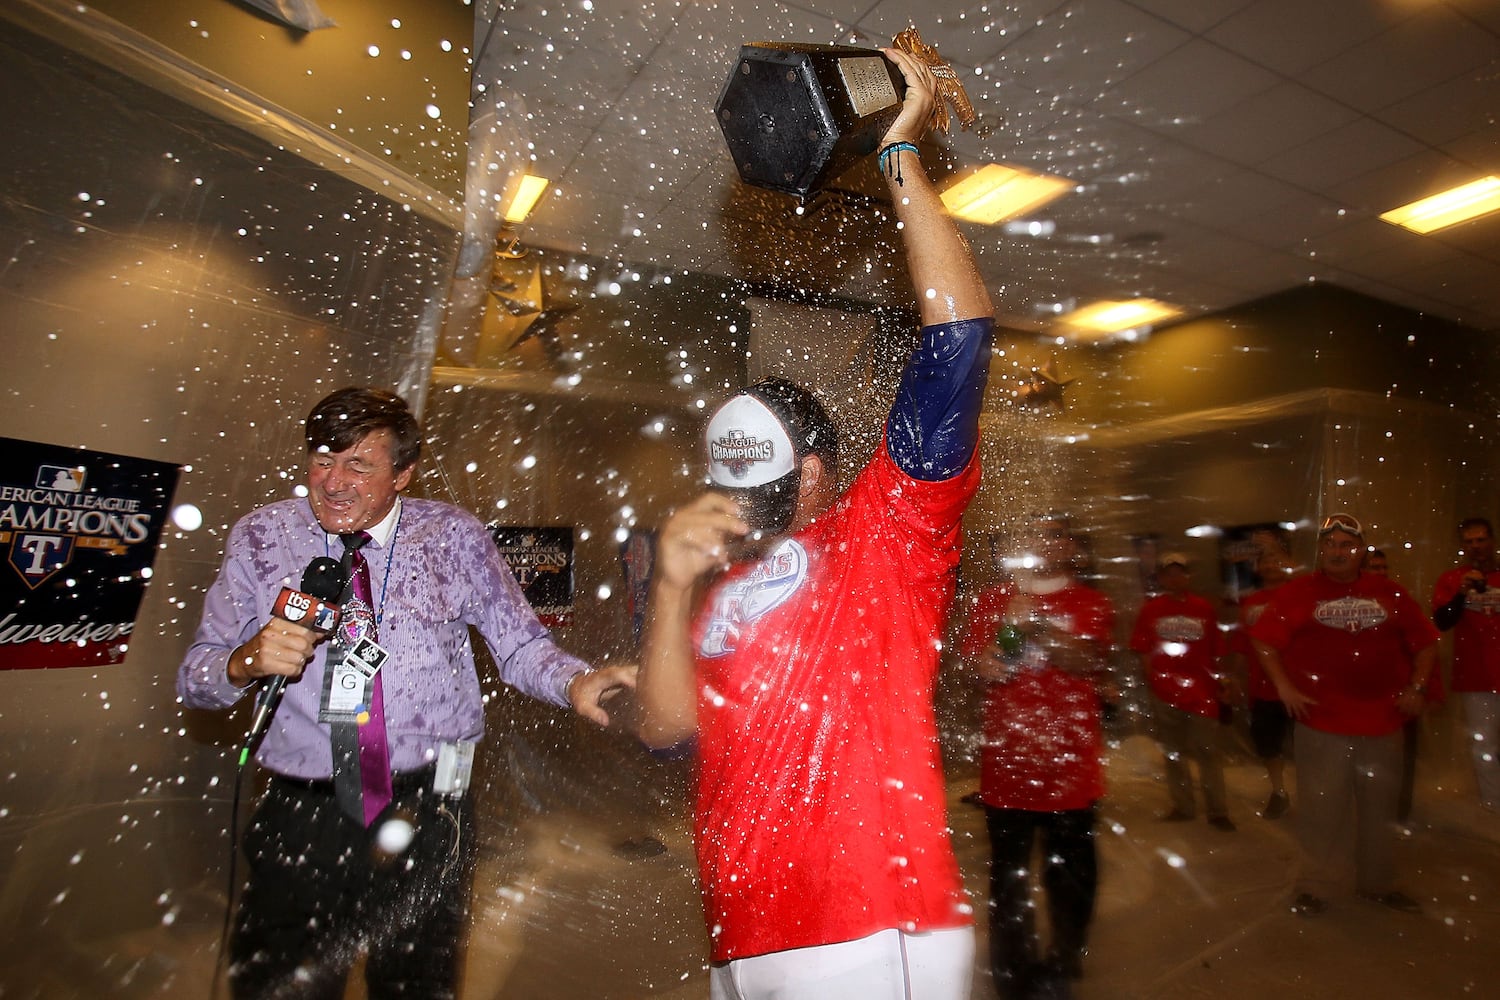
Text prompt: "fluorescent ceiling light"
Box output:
[[940, 164, 1071, 225], [1058, 298, 1180, 337], [1379, 176, 1500, 234], [503, 174, 550, 223]]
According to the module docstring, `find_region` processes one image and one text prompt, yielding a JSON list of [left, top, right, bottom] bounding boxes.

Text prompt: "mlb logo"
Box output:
[[38, 465, 86, 492]]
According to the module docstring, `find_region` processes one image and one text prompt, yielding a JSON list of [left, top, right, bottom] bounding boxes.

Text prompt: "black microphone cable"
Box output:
[[210, 556, 349, 999]]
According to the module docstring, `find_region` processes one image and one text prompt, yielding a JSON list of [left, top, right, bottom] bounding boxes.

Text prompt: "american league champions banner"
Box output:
[[1, 437, 181, 670], [490, 525, 575, 628]]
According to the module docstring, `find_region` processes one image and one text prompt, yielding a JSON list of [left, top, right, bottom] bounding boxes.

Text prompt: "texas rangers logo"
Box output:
[[1465, 589, 1500, 617], [1313, 596, 1387, 633], [1155, 614, 1206, 643], [7, 532, 74, 590], [710, 429, 776, 481], [699, 538, 808, 657], [340, 595, 376, 646]]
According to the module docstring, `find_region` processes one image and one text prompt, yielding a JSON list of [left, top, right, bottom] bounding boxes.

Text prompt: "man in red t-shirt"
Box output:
[[1130, 553, 1234, 830], [959, 515, 1115, 999], [638, 53, 995, 1000], [1431, 517, 1500, 812], [1250, 513, 1439, 916]]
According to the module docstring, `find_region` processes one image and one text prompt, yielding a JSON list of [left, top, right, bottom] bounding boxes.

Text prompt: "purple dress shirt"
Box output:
[[178, 496, 588, 779]]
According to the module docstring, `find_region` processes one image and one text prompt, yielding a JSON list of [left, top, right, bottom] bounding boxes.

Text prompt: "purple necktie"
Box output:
[[343, 531, 392, 826]]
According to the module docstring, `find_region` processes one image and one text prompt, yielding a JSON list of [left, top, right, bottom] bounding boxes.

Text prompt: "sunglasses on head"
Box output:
[[1318, 513, 1363, 538]]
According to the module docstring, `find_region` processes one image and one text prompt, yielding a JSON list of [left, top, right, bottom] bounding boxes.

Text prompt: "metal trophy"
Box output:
[[713, 28, 976, 202]]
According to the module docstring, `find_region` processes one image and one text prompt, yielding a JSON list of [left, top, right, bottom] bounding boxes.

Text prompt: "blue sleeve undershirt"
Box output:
[[885, 316, 995, 481]]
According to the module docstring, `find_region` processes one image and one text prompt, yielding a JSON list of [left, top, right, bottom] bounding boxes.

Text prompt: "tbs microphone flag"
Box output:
[[243, 556, 349, 753]]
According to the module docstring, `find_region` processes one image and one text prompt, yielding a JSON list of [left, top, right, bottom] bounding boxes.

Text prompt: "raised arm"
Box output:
[[879, 48, 994, 327], [879, 48, 995, 481]]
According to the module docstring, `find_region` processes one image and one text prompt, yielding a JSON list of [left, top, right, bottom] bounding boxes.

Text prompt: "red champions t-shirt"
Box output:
[[960, 582, 1115, 812], [691, 439, 979, 963], [1432, 565, 1500, 693], [1249, 571, 1439, 736], [1129, 592, 1225, 719]]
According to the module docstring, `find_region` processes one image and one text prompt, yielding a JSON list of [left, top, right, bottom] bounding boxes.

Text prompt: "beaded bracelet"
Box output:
[[878, 141, 920, 186]]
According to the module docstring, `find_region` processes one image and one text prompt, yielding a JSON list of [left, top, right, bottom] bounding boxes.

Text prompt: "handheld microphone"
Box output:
[[240, 556, 350, 762]]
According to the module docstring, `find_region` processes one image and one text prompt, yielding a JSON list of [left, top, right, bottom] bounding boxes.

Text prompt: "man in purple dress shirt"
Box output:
[[179, 386, 634, 999]]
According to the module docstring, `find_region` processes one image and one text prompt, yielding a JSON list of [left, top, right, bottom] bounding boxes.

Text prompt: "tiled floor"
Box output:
[[456, 731, 1500, 999], [18, 722, 1496, 999]]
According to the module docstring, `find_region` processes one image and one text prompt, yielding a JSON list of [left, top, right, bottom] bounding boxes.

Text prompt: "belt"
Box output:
[[271, 763, 437, 798]]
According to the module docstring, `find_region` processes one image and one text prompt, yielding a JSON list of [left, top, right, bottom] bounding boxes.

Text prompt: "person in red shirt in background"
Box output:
[[1130, 553, 1236, 831], [1227, 530, 1298, 819], [1431, 517, 1500, 813], [1250, 513, 1439, 916], [1366, 547, 1442, 825], [959, 514, 1115, 1000]]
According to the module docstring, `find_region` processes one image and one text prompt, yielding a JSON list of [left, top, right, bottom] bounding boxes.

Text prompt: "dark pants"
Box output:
[[230, 769, 477, 1000], [985, 804, 1098, 1000], [1399, 715, 1419, 823]]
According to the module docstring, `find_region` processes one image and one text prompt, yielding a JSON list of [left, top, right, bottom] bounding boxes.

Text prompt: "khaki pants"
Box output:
[[1460, 691, 1500, 810], [1292, 723, 1401, 897], [1152, 698, 1229, 820]]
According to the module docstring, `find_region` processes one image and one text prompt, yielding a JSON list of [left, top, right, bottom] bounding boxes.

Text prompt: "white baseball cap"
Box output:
[[705, 394, 797, 488]]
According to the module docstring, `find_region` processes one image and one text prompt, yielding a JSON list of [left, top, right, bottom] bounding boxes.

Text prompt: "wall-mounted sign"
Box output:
[[0, 437, 180, 670], [490, 525, 574, 628]]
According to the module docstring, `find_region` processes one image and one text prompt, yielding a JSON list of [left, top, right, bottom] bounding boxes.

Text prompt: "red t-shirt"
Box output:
[[1233, 587, 1280, 702], [1129, 592, 1225, 719], [691, 440, 978, 962], [960, 582, 1115, 812], [1249, 571, 1439, 736], [1432, 565, 1500, 693]]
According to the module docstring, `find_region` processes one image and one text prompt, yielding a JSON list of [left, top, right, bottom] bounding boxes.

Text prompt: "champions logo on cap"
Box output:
[[706, 395, 796, 487], [711, 431, 774, 475]]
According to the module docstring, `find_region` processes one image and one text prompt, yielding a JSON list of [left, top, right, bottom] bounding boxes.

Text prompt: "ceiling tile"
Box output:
[[1439, 127, 1500, 170], [1167, 80, 1360, 165], [1205, 0, 1411, 76], [852, 0, 1069, 67], [1329, 148, 1485, 213], [979, 0, 1193, 109], [1259, 117, 1427, 192], [1120, 0, 1256, 34], [783, 0, 883, 30], [1161, 168, 1310, 228], [1378, 60, 1500, 148], [1090, 37, 1281, 128], [1297, 3, 1499, 113], [1422, 212, 1500, 261], [1299, 215, 1425, 268], [1219, 184, 1354, 247], [1445, 0, 1500, 34], [1012, 107, 1202, 188]]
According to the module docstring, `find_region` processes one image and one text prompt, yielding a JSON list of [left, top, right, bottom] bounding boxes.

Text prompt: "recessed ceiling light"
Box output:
[[1379, 176, 1500, 234], [1057, 298, 1180, 339], [940, 164, 1071, 225], [503, 174, 550, 223]]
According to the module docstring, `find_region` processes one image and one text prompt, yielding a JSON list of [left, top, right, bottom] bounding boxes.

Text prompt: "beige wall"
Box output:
[[83, 0, 472, 199]]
